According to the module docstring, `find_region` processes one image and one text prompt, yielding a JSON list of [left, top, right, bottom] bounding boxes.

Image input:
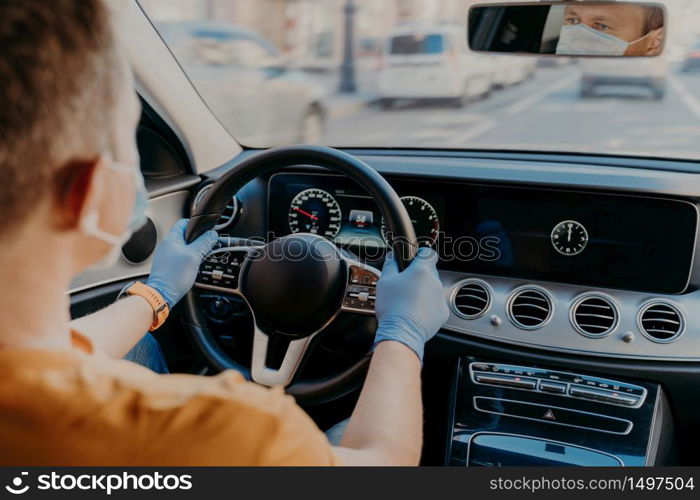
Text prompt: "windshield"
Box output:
[[140, 0, 700, 161]]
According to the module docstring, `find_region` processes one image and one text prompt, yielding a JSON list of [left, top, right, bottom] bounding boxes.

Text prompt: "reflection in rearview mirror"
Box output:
[[469, 1, 666, 57]]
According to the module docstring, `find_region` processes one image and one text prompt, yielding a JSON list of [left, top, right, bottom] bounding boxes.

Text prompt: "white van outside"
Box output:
[[378, 24, 493, 107]]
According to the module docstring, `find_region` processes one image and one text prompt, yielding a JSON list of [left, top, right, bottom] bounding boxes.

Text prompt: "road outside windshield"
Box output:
[[141, 0, 700, 160]]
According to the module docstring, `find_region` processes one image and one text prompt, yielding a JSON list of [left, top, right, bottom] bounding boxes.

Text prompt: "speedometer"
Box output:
[[288, 188, 342, 239], [382, 196, 440, 247]]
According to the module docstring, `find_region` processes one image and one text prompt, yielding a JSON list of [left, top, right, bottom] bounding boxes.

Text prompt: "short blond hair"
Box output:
[[643, 6, 665, 34]]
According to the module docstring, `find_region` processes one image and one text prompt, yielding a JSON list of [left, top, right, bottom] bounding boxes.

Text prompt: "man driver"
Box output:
[[556, 3, 665, 56], [0, 0, 449, 466]]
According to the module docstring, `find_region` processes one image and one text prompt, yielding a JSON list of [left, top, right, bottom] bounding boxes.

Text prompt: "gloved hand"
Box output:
[[146, 219, 218, 309], [373, 247, 450, 363]]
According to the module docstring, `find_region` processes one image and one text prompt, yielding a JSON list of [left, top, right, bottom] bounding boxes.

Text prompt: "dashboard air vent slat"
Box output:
[[571, 296, 617, 338], [452, 281, 491, 319], [508, 288, 552, 330], [639, 303, 684, 343]]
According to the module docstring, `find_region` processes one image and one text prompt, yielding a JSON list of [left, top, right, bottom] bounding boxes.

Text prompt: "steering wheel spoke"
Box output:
[[251, 325, 316, 387]]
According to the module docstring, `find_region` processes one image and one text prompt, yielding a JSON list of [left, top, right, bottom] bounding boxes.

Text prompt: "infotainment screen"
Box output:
[[440, 184, 697, 294], [268, 173, 697, 295]]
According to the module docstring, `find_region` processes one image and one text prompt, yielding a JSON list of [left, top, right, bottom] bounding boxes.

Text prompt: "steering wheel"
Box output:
[[181, 146, 417, 399]]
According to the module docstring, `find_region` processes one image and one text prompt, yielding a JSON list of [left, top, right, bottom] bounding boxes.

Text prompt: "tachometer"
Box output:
[[382, 196, 440, 247], [288, 188, 342, 239]]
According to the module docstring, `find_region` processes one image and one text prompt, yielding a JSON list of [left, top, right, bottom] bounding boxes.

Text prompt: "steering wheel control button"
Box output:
[[469, 362, 647, 407], [195, 248, 251, 291], [350, 265, 379, 286], [343, 265, 379, 313]]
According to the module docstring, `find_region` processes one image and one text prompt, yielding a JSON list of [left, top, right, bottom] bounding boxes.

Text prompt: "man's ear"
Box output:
[[646, 27, 665, 56], [51, 157, 105, 231]]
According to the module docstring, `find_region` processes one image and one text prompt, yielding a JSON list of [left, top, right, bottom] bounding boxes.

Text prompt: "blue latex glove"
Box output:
[[373, 247, 450, 363], [146, 219, 219, 308]]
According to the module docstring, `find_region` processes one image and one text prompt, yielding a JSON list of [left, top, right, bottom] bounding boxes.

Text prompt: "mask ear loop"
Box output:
[[628, 30, 653, 47], [80, 154, 138, 247], [80, 211, 127, 246]]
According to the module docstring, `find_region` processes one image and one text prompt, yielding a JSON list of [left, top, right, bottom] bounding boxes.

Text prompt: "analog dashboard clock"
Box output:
[[551, 220, 588, 256]]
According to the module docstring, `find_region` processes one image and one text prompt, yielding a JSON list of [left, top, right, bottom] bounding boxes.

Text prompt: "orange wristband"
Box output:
[[125, 282, 170, 331]]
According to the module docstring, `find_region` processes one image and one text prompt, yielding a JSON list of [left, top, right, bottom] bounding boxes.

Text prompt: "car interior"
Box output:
[[69, 1, 700, 467]]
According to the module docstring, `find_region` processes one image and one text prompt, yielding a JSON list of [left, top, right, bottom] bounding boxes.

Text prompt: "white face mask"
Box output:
[[82, 157, 149, 269], [556, 24, 651, 56]]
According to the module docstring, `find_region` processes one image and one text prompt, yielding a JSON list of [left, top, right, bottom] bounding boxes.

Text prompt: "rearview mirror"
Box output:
[[468, 1, 666, 57]]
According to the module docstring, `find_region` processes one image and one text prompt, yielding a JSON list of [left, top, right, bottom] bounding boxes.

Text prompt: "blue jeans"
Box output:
[[326, 419, 349, 446], [123, 333, 169, 374]]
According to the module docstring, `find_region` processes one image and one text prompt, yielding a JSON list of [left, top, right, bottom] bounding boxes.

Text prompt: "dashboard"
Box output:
[[188, 150, 700, 364], [269, 172, 697, 295]]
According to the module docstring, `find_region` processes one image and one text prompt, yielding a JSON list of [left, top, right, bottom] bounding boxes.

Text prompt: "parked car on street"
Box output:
[[156, 21, 327, 146], [579, 56, 669, 99]]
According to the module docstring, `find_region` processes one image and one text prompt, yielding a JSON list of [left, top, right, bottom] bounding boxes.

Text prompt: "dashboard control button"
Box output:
[[569, 386, 640, 407], [539, 380, 568, 394], [474, 373, 537, 390], [469, 362, 647, 407]]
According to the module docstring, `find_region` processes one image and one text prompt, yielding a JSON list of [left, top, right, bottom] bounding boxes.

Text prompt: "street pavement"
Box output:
[[321, 65, 700, 161]]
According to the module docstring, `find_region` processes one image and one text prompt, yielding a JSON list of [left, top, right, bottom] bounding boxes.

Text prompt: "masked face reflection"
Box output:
[[555, 4, 664, 56]]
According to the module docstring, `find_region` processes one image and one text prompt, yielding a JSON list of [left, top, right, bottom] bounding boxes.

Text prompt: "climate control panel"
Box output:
[[469, 362, 647, 408]]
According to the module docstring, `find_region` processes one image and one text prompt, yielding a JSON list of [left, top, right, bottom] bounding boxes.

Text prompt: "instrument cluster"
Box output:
[[272, 174, 443, 250]]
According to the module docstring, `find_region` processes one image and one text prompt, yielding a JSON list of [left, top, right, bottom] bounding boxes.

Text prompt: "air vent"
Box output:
[[571, 295, 618, 338], [452, 280, 491, 319], [508, 287, 553, 330], [638, 302, 685, 343], [191, 185, 239, 230]]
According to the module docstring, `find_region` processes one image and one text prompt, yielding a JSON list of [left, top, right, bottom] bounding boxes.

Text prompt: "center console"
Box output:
[[447, 358, 674, 466]]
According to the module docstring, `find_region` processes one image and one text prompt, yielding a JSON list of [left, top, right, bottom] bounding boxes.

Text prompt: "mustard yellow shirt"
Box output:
[[0, 331, 338, 466]]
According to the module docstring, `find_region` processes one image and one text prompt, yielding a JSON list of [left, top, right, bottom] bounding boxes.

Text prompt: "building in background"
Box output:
[[139, 0, 700, 69], [139, 0, 482, 70]]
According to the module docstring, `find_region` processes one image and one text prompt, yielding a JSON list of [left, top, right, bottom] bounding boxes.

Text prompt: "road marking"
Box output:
[[505, 73, 579, 116], [450, 118, 498, 144], [450, 73, 578, 144], [668, 75, 700, 121]]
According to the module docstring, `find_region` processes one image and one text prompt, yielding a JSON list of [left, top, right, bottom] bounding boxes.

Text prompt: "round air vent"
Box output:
[[570, 294, 618, 338], [638, 301, 685, 343], [121, 217, 158, 264], [451, 280, 491, 319], [191, 184, 239, 230], [508, 287, 553, 330]]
